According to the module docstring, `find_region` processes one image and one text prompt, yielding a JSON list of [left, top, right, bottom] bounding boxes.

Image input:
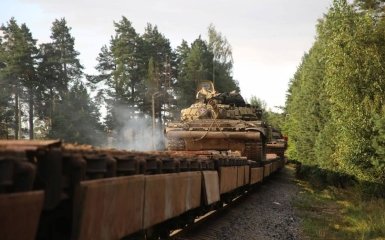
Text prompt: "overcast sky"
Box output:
[[1, 0, 333, 111]]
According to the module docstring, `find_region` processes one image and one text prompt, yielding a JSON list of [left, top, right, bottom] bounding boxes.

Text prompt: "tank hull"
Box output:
[[166, 120, 266, 162]]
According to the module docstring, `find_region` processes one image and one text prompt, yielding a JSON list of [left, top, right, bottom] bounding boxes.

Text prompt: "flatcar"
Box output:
[[0, 140, 285, 240]]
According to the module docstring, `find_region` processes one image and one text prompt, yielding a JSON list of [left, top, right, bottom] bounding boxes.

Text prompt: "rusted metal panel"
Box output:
[[184, 139, 244, 152], [36, 148, 63, 210], [219, 166, 237, 194], [272, 161, 279, 173], [143, 172, 201, 229], [0, 140, 61, 151], [0, 191, 44, 240], [264, 163, 272, 177], [244, 165, 250, 185], [184, 172, 202, 211], [72, 175, 145, 240], [250, 167, 264, 184], [143, 174, 166, 229], [167, 131, 261, 140], [237, 166, 245, 187], [202, 171, 220, 205]]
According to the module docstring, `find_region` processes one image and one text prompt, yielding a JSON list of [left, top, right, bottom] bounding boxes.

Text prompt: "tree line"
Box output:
[[285, 0, 385, 191], [0, 17, 239, 147]]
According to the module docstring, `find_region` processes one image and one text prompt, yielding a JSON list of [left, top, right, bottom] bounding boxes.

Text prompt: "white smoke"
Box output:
[[107, 106, 165, 151]]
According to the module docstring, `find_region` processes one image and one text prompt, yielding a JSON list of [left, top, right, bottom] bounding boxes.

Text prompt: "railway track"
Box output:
[[170, 190, 250, 240], [172, 167, 301, 240]]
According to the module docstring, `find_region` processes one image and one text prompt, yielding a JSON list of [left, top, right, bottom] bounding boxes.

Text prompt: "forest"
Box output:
[[285, 0, 385, 194], [0, 17, 242, 149], [2, 0, 384, 194]]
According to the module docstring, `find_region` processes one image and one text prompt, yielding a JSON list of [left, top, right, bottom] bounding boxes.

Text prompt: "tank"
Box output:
[[165, 81, 269, 162], [266, 128, 287, 159]]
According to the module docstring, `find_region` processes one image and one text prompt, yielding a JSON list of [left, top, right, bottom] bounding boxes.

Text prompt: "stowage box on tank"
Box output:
[[165, 81, 269, 162]]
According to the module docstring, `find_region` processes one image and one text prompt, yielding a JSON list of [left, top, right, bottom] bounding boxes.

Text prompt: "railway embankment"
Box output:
[[178, 164, 385, 240], [176, 165, 303, 240]]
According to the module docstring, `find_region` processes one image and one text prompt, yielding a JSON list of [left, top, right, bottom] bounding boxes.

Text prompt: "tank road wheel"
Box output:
[[244, 142, 263, 162], [166, 138, 185, 151]]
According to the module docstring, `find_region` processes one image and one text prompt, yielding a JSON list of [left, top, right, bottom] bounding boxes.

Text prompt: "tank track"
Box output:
[[244, 142, 263, 162], [167, 138, 186, 151]]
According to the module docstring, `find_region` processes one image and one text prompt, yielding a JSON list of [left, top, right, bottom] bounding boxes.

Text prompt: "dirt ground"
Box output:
[[178, 166, 303, 240]]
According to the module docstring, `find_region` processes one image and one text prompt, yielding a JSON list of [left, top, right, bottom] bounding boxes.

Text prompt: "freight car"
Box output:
[[0, 140, 284, 240]]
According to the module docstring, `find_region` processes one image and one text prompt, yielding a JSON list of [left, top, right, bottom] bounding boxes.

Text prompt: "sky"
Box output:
[[0, 0, 333, 111]]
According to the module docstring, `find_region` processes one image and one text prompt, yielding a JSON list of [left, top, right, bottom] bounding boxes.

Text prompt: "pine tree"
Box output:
[[50, 18, 83, 96], [0, 36, 13, 138], [175, 28, 239, 109], [208, 24, 239, 93], [175, 40, 193, 108], [48, 83, 105, 145], [38, 18, 84, 137], [175, 37, 213, 108], [19, 24, 39, 139], [0, 18, 39, 139], [92, 17, 146, 134], [141, 23, 175, 125]]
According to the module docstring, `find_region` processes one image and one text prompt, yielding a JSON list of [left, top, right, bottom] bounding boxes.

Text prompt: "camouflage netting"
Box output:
[[181, 102, 260, 121]]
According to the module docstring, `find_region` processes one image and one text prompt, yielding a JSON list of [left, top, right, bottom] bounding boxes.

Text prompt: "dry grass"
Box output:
[[295, 180, 385, 240]]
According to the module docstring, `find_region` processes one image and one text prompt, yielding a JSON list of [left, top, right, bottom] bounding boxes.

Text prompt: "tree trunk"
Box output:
[[5, 119, 9, 139], [49, 88, 54, 129], [28, 89, 34, 139], [14, 92, 19, 140]]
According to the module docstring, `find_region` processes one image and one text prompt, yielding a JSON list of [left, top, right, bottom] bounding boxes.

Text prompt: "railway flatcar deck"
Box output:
[[0, 140, 285, 240]]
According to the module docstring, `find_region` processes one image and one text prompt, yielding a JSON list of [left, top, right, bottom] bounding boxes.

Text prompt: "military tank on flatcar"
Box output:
[[165, 81, 269, 162], [266, 128, 287, 159]]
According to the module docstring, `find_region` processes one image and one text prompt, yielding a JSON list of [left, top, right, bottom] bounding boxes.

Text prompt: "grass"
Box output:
[[294, 179, 385, 240]]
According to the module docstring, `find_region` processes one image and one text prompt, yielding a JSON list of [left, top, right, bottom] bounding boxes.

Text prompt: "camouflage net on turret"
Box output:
[[181, 102, 261, 121]]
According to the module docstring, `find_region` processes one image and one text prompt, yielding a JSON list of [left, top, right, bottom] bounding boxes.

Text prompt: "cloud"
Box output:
[[3, 0, 333, 109]]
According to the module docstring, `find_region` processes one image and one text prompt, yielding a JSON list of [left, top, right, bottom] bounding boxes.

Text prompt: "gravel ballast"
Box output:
[[178, 166, 302, 240]]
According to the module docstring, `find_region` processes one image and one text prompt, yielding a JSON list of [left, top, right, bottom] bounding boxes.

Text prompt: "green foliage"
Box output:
[[296, 176, 385, 239], [207, 25, 239, 93], [178, 37, 214, 107], [50, 18, 83, 95], [248, 95, 268, 121], [175, 26, 239, 109], [248, 95, 286, 133], [141, 23, 176, 122], [0, 16, 241, 147], [0, 18, 39, 139], [49, 83, 105, 145], [285, 0, 385, 191]]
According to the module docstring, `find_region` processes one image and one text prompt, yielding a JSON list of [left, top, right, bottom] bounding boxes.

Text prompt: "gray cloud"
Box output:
[[3, 0, 333, 108]]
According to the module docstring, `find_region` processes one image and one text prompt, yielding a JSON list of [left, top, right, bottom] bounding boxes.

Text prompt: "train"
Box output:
[[0, 81, 287, 240], [0, 140, 285, 240]]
